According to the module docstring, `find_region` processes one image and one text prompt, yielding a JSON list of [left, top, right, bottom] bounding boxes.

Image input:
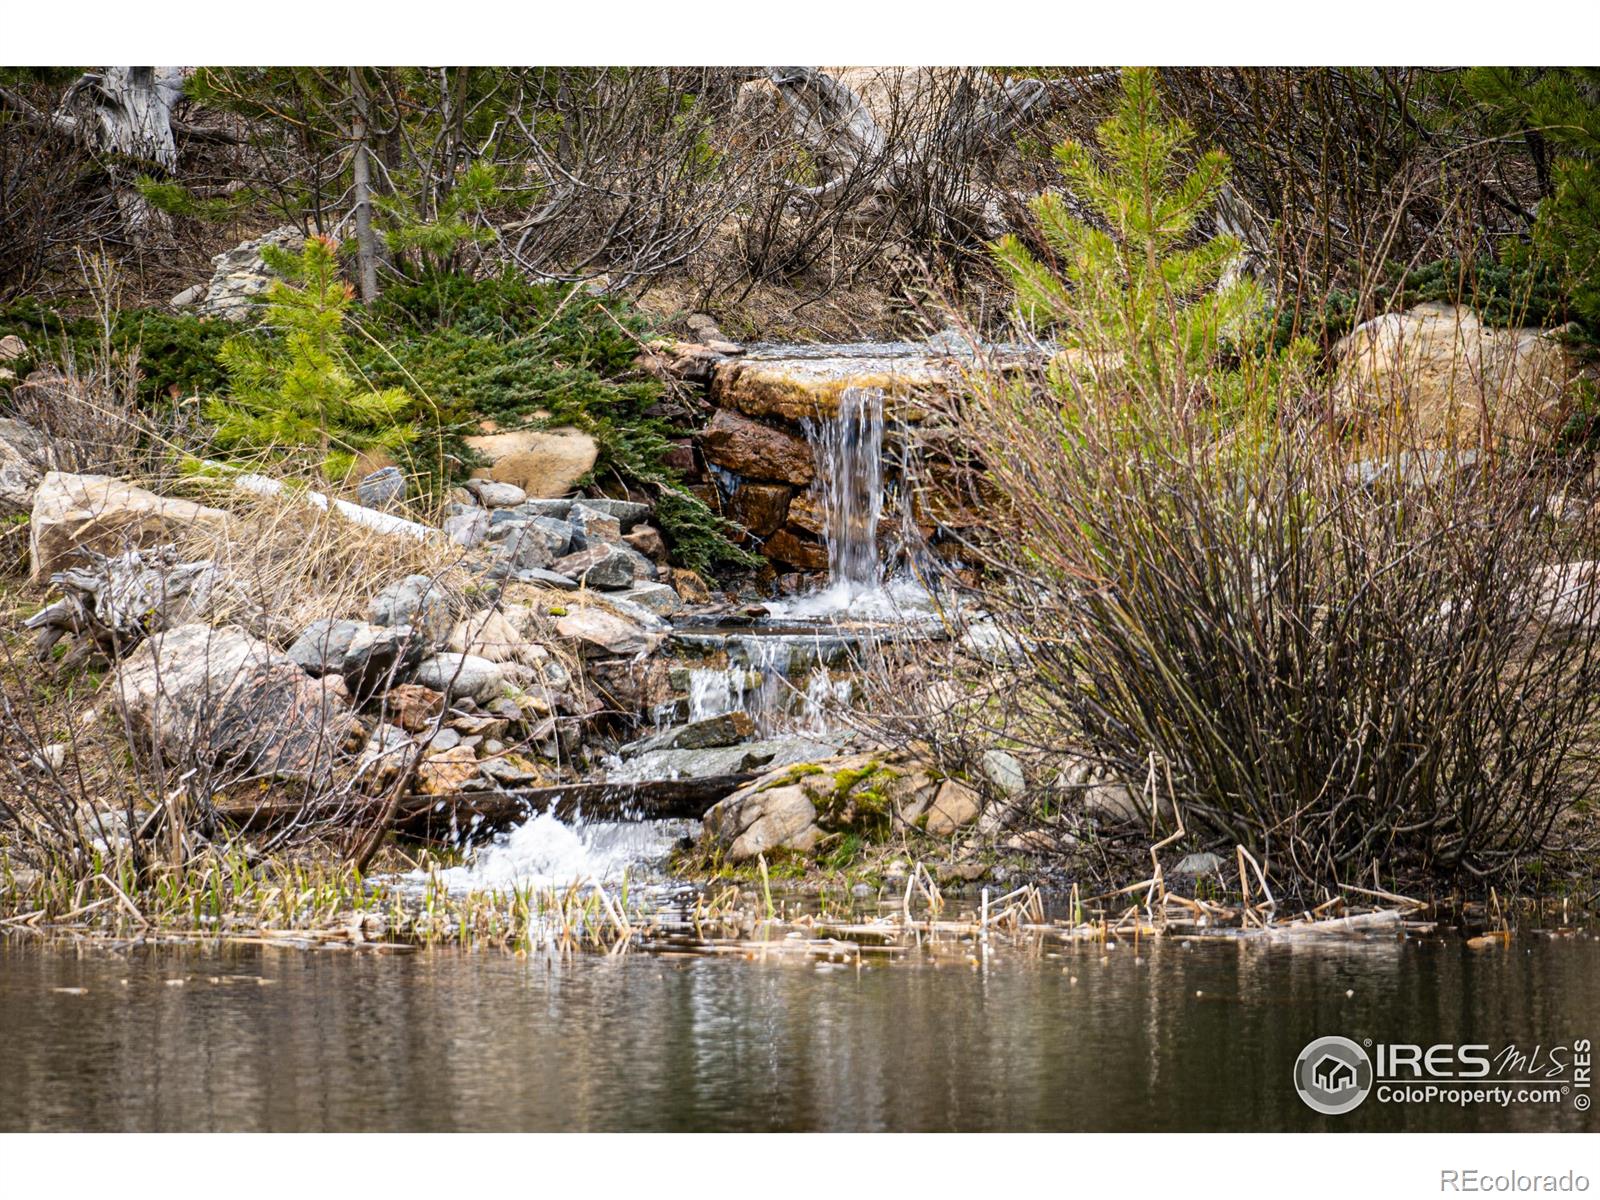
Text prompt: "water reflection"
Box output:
[[0, 935, 1594, 1132]]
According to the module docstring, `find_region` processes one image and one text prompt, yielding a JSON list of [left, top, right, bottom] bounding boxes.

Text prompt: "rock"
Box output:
[[507, 498, 574, 520], [1523, 561, 1600, 632], [508, 566, 579, 591], [380, 683, 446, 733], [924, 779, 981, 835], [1335, 302, 1578, 449], [1081, 779, 1143, 825], [699, 747, 893, 862], [556, 608, 660, 657], [1174, 851, 1225, 876], [358, 723, 415, 782], [479, 752, 547, 786], [700, 410, 816, 485], [446, 609, 548, 666], [465, 478, 528, 508], [572, 497, 651, 529], [728, 482, 793, 537], [112, 623, 354, 784], [168, 284, 203, 309], [413, 653, 505, 704], [424, 726, 462, 752], [671, 568, 713, 604], [417, 744, 479, 795], [0, 334, 27, 361], [552, 543, 648, 590], [610, 581, 680, 617], [356, 466, 406, 509], [487, 522, 555, 573], [465, 428, 598, 498], [195, 226, 305, 321], [567, 503, 623, 549], [444, 507, 490, 548], [763, 527, 829, 572], [513, 516, 574, 557], [711, 352, 951, 424], [287, 618, 424, 697], [623, 524, 667, 561], [981, 749, 1026, 796], [28, 472, 230, 584], [367, 575, 452, 642], [623, 711, 756, 757], [717, 785, 823, 862]]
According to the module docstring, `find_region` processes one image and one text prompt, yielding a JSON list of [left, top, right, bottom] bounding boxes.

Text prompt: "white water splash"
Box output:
[[430, 813, 687, 892]]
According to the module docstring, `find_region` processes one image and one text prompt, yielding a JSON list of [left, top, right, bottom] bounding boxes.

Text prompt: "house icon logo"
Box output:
[[1294, 1036, 1374, 1115]]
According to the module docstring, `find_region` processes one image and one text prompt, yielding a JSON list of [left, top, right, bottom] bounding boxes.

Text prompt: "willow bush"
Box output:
[[926, 70, 1600, 889]]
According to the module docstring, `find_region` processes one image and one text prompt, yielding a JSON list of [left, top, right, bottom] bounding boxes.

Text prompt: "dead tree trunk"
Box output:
[[61, 67, 186, 244], [348, 68, 380, 304]]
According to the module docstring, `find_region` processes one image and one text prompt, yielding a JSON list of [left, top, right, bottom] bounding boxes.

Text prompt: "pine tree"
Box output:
[[206, 236, 420, 482], [991, 67, 1263, 397]]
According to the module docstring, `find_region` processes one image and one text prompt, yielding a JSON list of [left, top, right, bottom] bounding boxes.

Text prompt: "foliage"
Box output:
[[206, 237, 424, 481], [993, 68, 1264, 395]]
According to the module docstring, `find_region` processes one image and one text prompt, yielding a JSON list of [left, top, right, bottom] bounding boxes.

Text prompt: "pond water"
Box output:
[[2, 931, 1595, 1132]]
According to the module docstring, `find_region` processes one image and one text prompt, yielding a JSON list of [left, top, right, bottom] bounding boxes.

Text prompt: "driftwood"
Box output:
[[203, 773, 758, 841]]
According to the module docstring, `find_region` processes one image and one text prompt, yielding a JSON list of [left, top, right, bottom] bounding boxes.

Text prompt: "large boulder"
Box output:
[[464, 428, 598, 498], [112, 623, 354, 785], [700, 410, 815, 485], [29, 472, 230, 584], [1334, 302, 1579, 450]]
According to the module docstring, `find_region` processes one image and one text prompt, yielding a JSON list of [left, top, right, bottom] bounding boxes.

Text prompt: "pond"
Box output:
[[2, 929, 1595, 1132]]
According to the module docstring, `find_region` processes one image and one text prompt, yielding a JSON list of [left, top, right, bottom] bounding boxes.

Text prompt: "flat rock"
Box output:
[[556, 608, 660, 657], [623, 710, 755, 757], [29, 472, 230, 584], [711, 353, 951, 424], [508, 567, 579, 590], [465, 428, 598, 498], [552, 543, 649, 589], [465, 479, 528, 508], [612, 581, 682, 617], [571, 497, 651, 529]]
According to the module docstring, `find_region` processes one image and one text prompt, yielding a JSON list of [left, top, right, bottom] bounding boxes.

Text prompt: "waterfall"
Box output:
[[808, 386, 886, 596]]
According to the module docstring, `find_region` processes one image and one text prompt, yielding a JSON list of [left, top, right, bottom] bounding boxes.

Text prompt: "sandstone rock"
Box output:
[[413, 653, 505, 704], [728, 481, 793, 537], [417, 744, 479, 795], [717, 785, 823, 862], [671, 568, 713, 604], [444, 507, 490, 548], [552, 542, 649, 589], [0, 334, 27, 362], [446, 609, 549, 666], [700, 410, 815, 485], [1334, 302, 1578, 450], [925, 779, 981, 835], [466, 478, 527, 508], [623, 524, 667, 561], [465, 428, 598, 498], [612, 581, 682, 617], [763, 527, 829, 572], [112, 623, 354, 785], [556, 608, 660, 657], [29, 472, 230, 584], [356, 466, 406, 509], [381, 683, 446, 733], [711, 353, 949, 424]]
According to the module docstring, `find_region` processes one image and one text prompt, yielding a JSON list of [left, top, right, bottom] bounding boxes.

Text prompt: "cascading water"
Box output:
[[771, 385, 936, 622]]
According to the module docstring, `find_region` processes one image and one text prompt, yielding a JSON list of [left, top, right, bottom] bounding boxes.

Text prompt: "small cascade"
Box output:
[[431, 811, 690, 892], [681, 635, 849, 735], [769, 386, 937, 622], [808, 385, 887, 596]]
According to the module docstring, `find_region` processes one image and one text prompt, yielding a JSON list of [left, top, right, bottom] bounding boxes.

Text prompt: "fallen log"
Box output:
[[205, 773, 758, 841]]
